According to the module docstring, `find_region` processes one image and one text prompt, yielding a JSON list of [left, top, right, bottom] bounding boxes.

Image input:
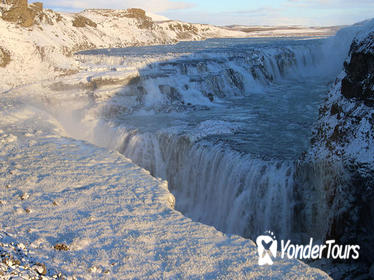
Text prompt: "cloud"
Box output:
[[163, 0, 373, 27], [230, 7, 282, 16], [43, 0, 194, 13], [163, 8, 310, 26], [283, 0, 374, 25], [214, 7, 300, 25], [286, 0, 374, 8], [42, 0, 374, 26]]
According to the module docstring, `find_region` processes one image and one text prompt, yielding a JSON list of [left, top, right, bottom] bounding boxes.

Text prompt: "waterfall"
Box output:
[[116, 131, 296, 240], [38, 35, 364, 243], [87, 124, 345, 243]]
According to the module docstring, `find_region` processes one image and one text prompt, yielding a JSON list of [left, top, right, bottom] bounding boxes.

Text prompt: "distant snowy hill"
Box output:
[[225, 25, 341, 37]]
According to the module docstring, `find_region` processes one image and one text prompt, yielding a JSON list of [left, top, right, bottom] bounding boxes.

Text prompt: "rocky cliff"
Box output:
[[309, 19, 374, 275], [1, 0, 44, 27], [341, 32, 374, 105]]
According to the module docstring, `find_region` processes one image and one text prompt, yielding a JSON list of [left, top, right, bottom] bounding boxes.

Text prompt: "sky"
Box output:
[[42, 0, 374, 26]]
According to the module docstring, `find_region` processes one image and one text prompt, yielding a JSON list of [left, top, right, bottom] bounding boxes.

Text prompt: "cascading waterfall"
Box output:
[[92, 124, 345, 244], [115, 131, 297, 240], [45, 35, 361, 244]]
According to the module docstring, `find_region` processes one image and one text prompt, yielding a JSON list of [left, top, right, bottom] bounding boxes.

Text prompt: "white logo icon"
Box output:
[[256, 231, 277, 266]]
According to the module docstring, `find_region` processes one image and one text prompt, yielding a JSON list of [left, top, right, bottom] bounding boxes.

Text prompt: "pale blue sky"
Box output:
[[43, 0, 374, 26]]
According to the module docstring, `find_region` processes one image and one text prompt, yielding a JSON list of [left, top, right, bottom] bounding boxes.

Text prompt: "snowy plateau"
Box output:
[[0, 0, 373, 279]]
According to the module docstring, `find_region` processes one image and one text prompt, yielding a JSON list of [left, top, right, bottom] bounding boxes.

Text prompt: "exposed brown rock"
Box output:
[[30, 2, 43, 12], [124, 8, 147, 19], [72, 15, 97, 28], [1, 0, 37, 27], [34, 263, 47, 275], [4, 0, 27, 8], [54, 243, 69, 251], [169, 23, 198, 34], [176, 32, 193, 40], [330, 102, 342, 116], [169, 23, 199, 40], [0, 47, 11, 67], [124, 8, 153, 29]]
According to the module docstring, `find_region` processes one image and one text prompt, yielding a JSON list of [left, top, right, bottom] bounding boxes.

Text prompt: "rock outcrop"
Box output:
[[30, 1, 42, 11], [0, 47, 10, 67], [1, 0, 37, 27], [72, 15, 97, 28], [310, 20, 374, 273], [341, 32, 374, 105], [3, 0, 27, 7], [124, 8, 153, 29]]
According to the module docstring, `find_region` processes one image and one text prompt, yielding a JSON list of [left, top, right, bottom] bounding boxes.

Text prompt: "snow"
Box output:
[[145, 11, 169, 22], [190, 120, 243, 141], [0, 6, 338, 92], [310, 76, 374, 169], [0, 33, 335, 258], [303, 21, 374, 277]]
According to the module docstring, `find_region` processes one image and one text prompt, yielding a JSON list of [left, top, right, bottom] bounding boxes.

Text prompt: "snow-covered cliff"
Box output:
[[308, 19, 374, 271]]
